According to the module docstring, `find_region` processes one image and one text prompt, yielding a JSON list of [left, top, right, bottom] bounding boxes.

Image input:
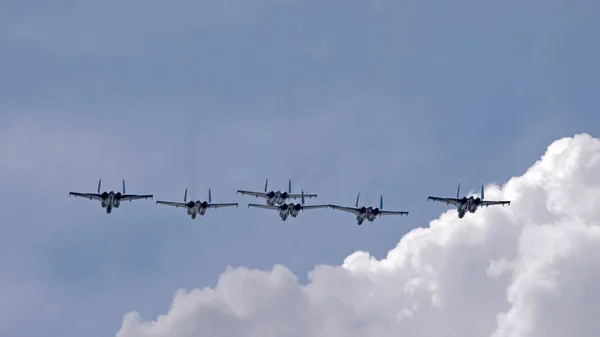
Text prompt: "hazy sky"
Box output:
[[1, 1, 599, 336]]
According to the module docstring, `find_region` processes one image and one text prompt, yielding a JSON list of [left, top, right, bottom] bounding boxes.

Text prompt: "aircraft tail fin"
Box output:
[[97, 179, 102, 194], [379, 192, 383, 217], [301, 189, 305, 205], [264, 178, 268, 193], [184, 188, 187, 203], [355, 190, 361, 208], [288, 180, 292, 194], [208, 189, 212, 203], [456, 181, 461, 198], [122, 179, 126, 194], [481, 182, 484, 200]]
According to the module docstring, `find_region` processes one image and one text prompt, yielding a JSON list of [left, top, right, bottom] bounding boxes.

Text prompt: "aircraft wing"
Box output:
[[248, 204, 279, 211], [237, 190, 267, 198], [156, 201, 187, 208], [480, 200, 511, 207], [379, 210, 409, 216], [121, 194, 153, 202], [300, 204, 329, 210], [288, 193, 317, 200], [427, 196, 462, 207], [69, 192, 102, 201], [209, 203, 238, 209], [328, 204, 360, 215]]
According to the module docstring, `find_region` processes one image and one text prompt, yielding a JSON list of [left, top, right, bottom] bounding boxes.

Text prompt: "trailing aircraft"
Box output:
[[237, 179, 317, 206], [328, 190, 409, 225], [427, 181, 510, 218], [248, 190, 328, 221], [156, 188, 237, 219], [69, 179, 153, 214]]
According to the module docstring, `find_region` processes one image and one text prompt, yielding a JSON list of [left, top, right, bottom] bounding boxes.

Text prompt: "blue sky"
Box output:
[[0, 1, 598, 336]]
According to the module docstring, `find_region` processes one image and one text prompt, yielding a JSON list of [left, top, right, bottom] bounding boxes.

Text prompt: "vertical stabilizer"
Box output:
[[481, 182, 484, 200], [208, 189, 212, 203], [379, 192, 384, 218], [264, 179, 269, 193], [288, 180, 292, 194], [456, 181, 461, 198], [97, 179, 102, 194], [355, 190, 361, 208], [122, 180, 126, 194], [301, 189, 305, 205], [184, 188, 187, 203]]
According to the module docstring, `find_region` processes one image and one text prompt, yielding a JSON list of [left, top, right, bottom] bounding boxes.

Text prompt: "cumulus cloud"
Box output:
[[115, 133, 600, 337]]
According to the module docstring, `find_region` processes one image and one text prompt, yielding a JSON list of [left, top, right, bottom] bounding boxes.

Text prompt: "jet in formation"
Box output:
[[329, 190, 409, 225], [156, 188, 238, 219], [68, 178, 512, 221], [248, 189, 329, 221], [427, 182, 510, 218], [69, 179, 153, 214], [236, 179, 317, 206]]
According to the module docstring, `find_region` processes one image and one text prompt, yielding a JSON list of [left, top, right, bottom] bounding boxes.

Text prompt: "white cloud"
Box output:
[[115, 133, 600, 337]]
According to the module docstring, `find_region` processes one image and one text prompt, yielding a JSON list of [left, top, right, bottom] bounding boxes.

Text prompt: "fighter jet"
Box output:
[[328, 190, 409, 225], [237, 179, 317, 206], [427, 181, 510, 218], [248, 189, 328, 221], [156, 188, 238, 219], [69, 179, 153, 214]]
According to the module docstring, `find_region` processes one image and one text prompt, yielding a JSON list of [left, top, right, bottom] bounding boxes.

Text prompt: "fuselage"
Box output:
[[184, 200, 210, 219], [100, 191, 123, 213], [275, 203, 303, 221], [456, 196, 482, 218], [355, 206, 381, 225], [265, 191, 289, 206]]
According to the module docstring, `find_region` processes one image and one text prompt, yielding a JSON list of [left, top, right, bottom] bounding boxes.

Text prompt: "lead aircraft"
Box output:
[[69, 179, 153, 214], [329, 191, 409, 225], [156, 188, 238, 219], [237, 179, 317, 206], [427, 181, 511, 218], [248, 189, 328, 221]]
